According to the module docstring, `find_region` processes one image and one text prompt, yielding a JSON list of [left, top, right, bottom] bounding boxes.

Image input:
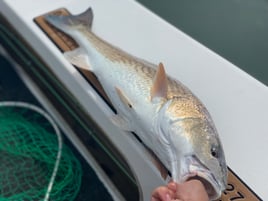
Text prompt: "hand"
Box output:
[[151, 179, 209, 201]]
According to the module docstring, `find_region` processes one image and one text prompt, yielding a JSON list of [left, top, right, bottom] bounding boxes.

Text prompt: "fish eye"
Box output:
[[211, 146, 218, 158]]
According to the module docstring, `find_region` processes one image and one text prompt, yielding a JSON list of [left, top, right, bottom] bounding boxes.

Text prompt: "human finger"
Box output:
[[151, 186, 176, 201]]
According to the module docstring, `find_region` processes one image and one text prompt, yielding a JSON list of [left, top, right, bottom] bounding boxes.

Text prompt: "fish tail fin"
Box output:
[[45, 7, 93, 33]]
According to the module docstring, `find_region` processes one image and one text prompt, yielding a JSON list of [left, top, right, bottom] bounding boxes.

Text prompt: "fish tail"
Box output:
[[45, 7, 93, 34]]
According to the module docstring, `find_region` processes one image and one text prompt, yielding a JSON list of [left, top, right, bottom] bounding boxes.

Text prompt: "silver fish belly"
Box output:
[[45, 7, 227, 200]]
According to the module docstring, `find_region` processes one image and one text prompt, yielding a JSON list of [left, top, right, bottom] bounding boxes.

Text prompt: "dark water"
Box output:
[[138, 0, 268, 86], [0, 55, 113, 201]]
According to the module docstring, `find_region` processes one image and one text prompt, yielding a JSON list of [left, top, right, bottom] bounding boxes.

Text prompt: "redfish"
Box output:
[[45, 8, 227, 200]]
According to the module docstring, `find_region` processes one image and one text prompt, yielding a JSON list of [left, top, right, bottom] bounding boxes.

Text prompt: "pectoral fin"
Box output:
[[64, 48, 91, 70], [150, 62, 168, 101]]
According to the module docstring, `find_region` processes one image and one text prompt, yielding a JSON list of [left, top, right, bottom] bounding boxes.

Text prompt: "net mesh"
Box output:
[[0, 102, 82, 201]]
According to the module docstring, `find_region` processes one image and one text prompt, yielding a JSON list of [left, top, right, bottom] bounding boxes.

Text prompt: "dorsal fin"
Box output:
[[150, 62, 168, 101]]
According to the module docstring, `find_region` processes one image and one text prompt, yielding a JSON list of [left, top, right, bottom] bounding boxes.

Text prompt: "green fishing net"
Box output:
[[0, 102, 82, 201]]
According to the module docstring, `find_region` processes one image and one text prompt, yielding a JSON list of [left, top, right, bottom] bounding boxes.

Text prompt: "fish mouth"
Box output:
[[180, 156, 223, 200], [185, 171, 220, 200]]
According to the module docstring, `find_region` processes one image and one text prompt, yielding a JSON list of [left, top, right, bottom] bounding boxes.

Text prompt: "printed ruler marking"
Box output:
[[34, 8, 262, 201], [215, 168, 261, 201]]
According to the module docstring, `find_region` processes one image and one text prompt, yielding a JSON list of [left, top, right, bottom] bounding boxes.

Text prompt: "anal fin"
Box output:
[[64, 47, 91, 70]]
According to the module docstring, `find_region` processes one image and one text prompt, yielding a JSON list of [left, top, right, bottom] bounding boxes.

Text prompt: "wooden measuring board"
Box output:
[[34, 9, 262, 201]]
